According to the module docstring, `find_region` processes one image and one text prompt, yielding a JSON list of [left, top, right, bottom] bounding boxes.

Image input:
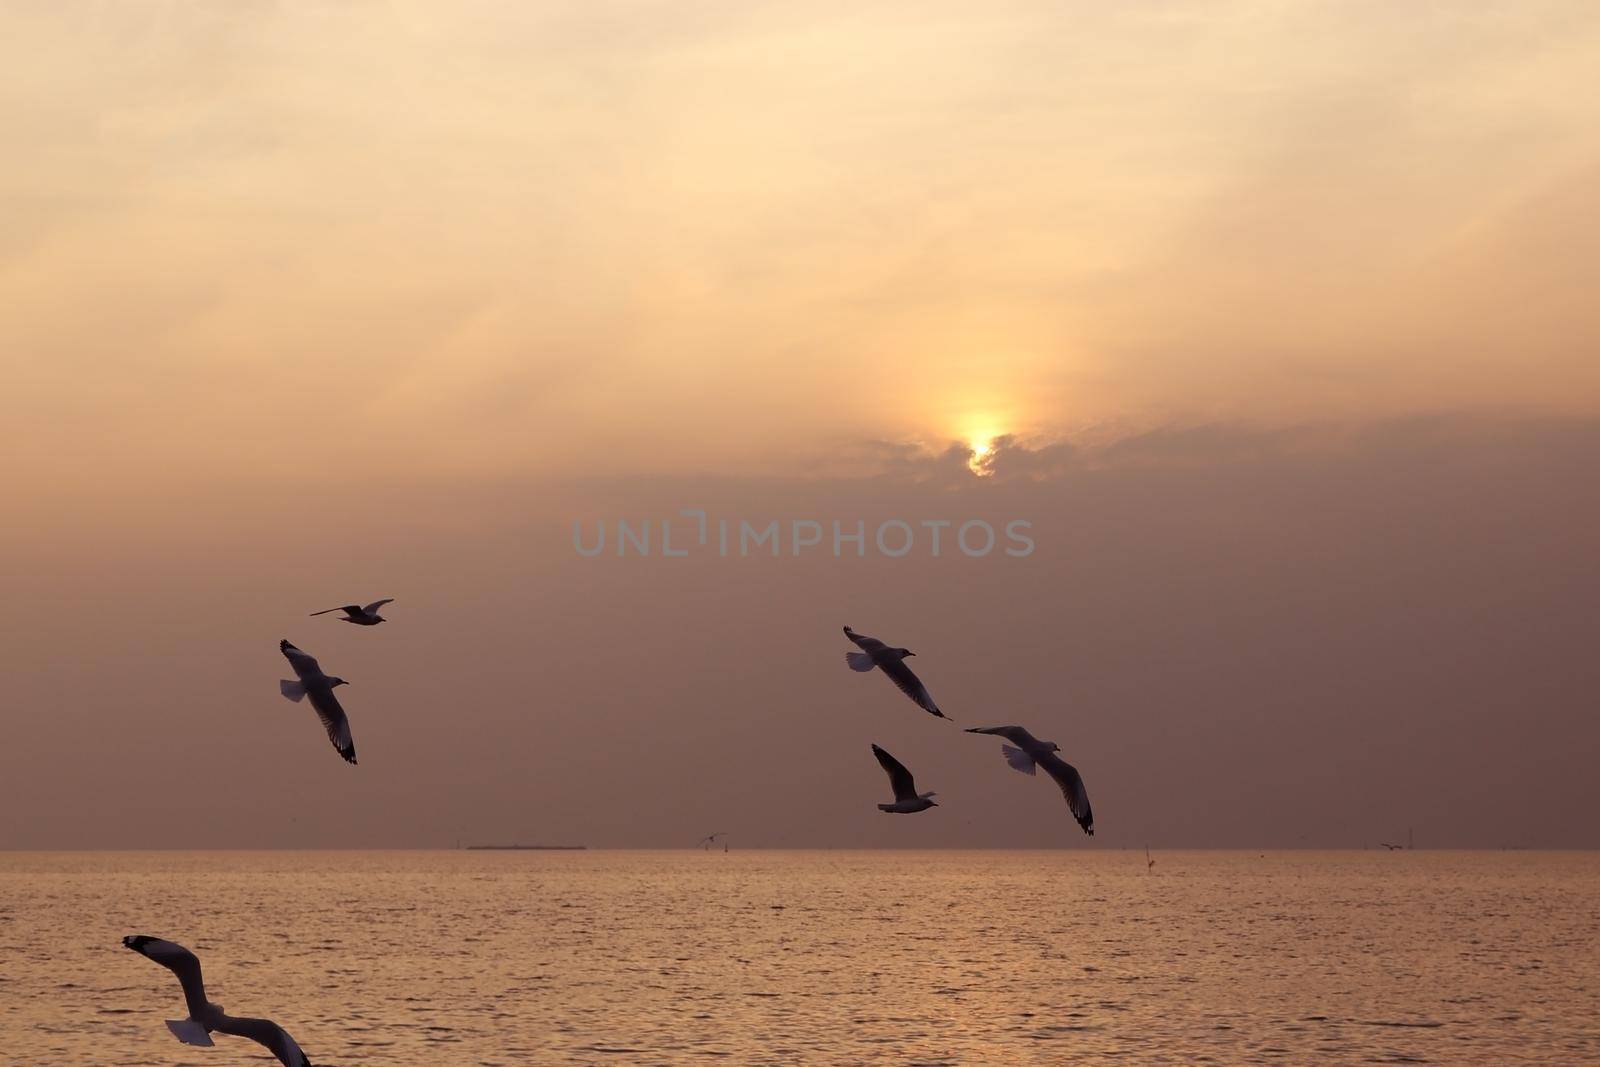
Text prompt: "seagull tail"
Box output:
[[1002, 744, 1037, 775], [279, 679, 307, 703], [165, 1019, 214, 1047]]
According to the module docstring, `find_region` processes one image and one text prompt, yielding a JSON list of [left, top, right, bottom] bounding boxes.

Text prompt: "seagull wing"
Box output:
[[212, 1015, 312, 1067], [879, 658, 945, 718], [1037, 752, 1094, 836], [871, 744, 919, 801], [965, 725, 1038, 747], [361, 598, 394, 615], [308, 606, 360, 618], [842, 626, 889, 654], [306, 686, 357, 765], [278, 640, 324, 682], [123, 936, 209, 1019]]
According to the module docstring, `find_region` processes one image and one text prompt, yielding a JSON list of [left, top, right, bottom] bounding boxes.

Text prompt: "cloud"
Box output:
[[858, 433, 1084, 485]]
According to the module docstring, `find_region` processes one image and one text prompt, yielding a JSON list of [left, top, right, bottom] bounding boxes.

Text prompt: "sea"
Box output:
[[3, 850, 1597, 1064]]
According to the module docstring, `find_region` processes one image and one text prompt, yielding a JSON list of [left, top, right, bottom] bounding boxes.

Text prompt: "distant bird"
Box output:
[[966, 725, 1094, 835], [1379, 842, 1404, 851], [309, 598, 393, 625], [697, 832, 727, 850], [278, 640, 357, 764], [122, 935, 313, 1066], [871, 744, 937, 813], [843, 626, 947, 719]]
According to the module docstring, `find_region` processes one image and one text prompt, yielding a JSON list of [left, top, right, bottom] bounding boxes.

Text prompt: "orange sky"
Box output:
[[5, 2, 1600, 491], [3, 4, 1600, 847]]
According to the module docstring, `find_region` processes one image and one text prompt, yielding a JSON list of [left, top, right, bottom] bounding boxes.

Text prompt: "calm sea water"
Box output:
[[2, 850, 1597, 1065]]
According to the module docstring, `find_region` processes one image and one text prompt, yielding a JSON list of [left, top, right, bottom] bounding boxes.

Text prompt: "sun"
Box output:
[[964, 425, 1003, 474]]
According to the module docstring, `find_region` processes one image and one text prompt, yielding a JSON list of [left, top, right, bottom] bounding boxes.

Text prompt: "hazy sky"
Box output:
[[3, 3, 1599, 847]]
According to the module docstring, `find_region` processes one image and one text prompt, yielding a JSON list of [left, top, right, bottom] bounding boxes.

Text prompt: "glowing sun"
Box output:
[[964, 425, 1003, 474]]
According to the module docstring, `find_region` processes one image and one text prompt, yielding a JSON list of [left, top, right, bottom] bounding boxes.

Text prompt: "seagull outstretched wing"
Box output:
[[307, 688, 357, 764], [871, 744, 919, 802], [843, 626, 888, 654], [213, 1015, 313, 1067], [1037, 752, 1094, 835], [878, 657, 945, 718], [279, 640, 324, 681], [122, 936, 208, 1018]]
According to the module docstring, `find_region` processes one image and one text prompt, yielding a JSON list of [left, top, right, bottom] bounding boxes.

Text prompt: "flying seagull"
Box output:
[[122, 935, 313, 1067], [278, 640, 357, 764], [696, 832, 727, 850], [1379, 842, 1404, 851], [871, 744, 938, 813], [843, 626, 947, 719], [309, 598, 393, 625], [965, 725, 1094, 835]]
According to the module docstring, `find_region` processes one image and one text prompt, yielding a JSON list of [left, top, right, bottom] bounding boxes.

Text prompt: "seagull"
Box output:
[[278, 639, 357, 764], [965, 725, 1094, 835], [1379, 842, 1404, 851], [871, 744, 937, 813], [696, 832, 727, 850], [843, 626, 947, 719], [122, 935, 314, 1067], [308, 598, 393, 625]]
